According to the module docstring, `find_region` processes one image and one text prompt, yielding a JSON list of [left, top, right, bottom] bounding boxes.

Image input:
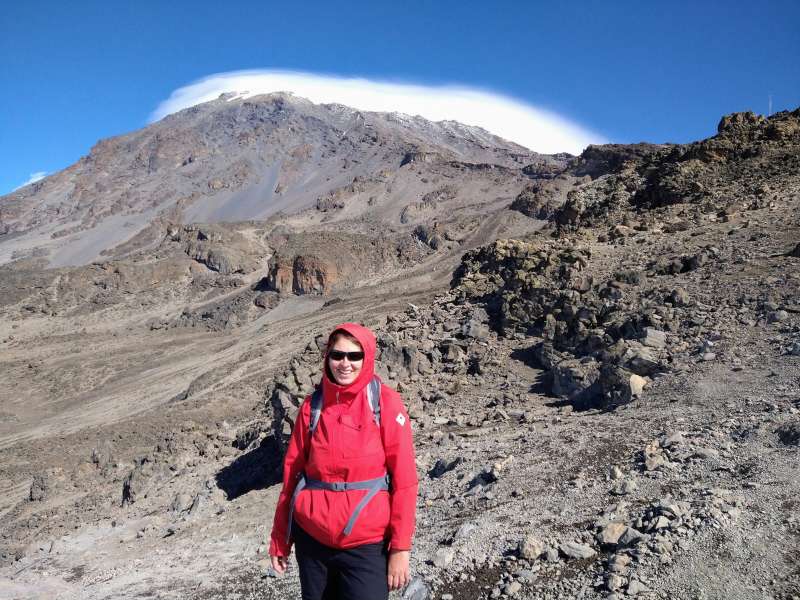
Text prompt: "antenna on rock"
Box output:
[[768, 93, 773, 117]]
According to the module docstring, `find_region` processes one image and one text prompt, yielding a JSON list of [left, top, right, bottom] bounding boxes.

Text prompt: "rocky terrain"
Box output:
[[0, 100, 799, 600]]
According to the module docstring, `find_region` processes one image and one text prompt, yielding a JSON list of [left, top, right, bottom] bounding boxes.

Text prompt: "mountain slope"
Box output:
[[0, 93, 553, 267]]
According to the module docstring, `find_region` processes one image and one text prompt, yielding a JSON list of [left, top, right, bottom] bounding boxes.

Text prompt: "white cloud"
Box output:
[[14, 171, 47, 191], [150, 69, 605, 155]]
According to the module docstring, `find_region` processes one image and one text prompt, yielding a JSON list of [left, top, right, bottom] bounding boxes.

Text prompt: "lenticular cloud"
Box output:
[[150, 70, 604, 155]]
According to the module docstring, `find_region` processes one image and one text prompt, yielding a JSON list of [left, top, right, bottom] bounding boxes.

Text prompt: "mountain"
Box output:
[[0, 92, 557, 267]]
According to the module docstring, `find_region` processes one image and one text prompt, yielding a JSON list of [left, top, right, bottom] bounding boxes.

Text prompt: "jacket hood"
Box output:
[[321, 322, 377, 404]]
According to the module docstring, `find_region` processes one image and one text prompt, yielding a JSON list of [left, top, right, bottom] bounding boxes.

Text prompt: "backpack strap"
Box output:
[[308, 388, 323, 436], [367, 376, 381, 427]]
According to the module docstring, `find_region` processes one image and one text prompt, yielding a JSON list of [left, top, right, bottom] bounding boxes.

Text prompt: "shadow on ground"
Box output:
[[216, 435, 283, 500]]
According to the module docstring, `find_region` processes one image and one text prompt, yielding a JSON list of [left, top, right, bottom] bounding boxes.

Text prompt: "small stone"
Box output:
[[403, 576, 430, 600], [612, 479, 638, 496], [702, 352, 716, 361], [558, 541, 596, 560], [661, 432, 685, 448], [618, 527, 650, 547], [504, 581, 522, 596], [608, 553, 631, 573], [692, 447, 719, 460], [607, 573, 625, 591], [768, 310, 789, 323], [645, 454, 667, 471], [171, 493, 193, 513], [627, 579, 649, 595], [641, 328, 667, 349], [29, 475, 47, 502], [518, 534, 545, 560], [433, 547, 455, 568], [650, 516, 670, 530], [629, 374, 648, 397], [609, 466, 624, 480], [452, 521, 478, 541], [597, 522, 627, 546]]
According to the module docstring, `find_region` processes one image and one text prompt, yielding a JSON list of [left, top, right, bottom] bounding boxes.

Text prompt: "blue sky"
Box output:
[[1, 0, 798, 194]]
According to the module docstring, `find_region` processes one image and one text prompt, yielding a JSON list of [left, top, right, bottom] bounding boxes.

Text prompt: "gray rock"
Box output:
[[768, 310, 789, 323], [518, 534, 545, 560], [515, 569, 536, 583], [403, 576, 430, 600], [640, 328, 667, 348], [627, 579, 649, 595], [452, 521, 478, 541], [606, 573, 625, 591], [611, 479, 638, 496], [551, 358, 600, 400], [171, 493, 193, 513], [777, 421, 800, 446], [618, 527, 650, 547], [91, 442, 115, 472], [692, 447, 719, 460], [461, 319, 489, 340], [504, 581, 522, 596], [29, 475, 47, 502], [660, 432, 685, 448], [597, 522, 627, 546], [433, 547, 455, 567], [558, 541, 596, 559], [645, 453, 667, 471], [608, 553, 631, 573]]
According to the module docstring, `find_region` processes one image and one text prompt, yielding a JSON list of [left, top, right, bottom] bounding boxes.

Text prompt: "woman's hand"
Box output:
[[387, 549, 411, 591], [270, 554, 289, 574]]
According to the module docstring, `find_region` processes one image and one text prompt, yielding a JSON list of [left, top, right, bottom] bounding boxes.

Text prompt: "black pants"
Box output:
[[293, 521, 389, 600]]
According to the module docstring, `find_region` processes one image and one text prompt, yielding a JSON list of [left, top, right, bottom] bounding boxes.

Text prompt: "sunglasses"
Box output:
[[328, 350, 365, 362]]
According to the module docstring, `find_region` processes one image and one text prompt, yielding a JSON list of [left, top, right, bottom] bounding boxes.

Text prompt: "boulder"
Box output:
[[551, 358, 600, 400]]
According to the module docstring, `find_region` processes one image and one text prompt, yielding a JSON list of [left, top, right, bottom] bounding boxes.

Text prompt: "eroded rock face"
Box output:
[[264, 230, 429, 296], [266, 254, 336, 295], [555, 108, 800, 232], [509, 179, 576, 220], [174, 224, 261, 275]]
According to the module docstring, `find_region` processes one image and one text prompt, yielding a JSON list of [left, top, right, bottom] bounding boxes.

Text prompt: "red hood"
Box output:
[[321, 322, 377, 405]]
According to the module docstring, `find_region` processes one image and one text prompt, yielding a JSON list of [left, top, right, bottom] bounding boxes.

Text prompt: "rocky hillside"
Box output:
[[0, 108, 798, 600], [0, 92, 555, 267]]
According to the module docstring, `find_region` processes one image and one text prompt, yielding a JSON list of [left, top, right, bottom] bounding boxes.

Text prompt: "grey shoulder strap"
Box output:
[[366, 376, 381, 427], [309, 388, 323, 435]]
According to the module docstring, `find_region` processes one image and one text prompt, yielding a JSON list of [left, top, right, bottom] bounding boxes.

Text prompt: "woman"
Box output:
[[269, 322, 418, 599]]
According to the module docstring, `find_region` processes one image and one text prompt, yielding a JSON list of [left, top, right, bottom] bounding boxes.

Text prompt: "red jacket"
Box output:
[[269, 322, 418, 556]]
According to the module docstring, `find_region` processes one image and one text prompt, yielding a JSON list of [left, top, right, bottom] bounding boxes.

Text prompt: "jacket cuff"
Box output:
[[269, 537, 291, 557], [389, 537, 412, 552]]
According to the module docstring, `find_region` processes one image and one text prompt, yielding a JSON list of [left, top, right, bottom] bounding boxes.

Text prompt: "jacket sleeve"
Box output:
[[381, 386, 418, 551], [268, 397, 310, 557]]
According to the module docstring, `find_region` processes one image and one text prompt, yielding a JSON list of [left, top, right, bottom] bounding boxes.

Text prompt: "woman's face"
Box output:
[[328, 336, 364, 386]]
